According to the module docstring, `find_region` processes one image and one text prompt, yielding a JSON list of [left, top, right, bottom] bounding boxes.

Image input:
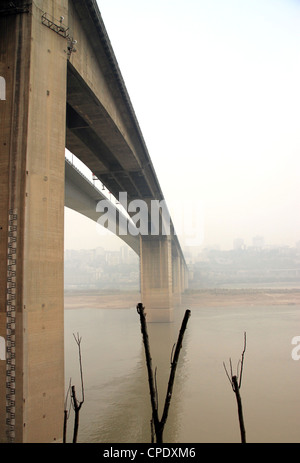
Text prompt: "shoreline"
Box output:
[[64, 288, 300, 310], [64, 290, 140, 310]]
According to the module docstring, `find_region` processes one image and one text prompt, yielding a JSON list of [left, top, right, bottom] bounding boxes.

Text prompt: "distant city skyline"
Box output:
[[64, 234, 299, 290]]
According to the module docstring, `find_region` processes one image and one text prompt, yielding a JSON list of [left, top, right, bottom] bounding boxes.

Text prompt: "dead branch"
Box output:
[[136, 303, 160, 438], [73, 332, 85, 403], [232, 375, 246, 444], [137, 303, 191, 443], [70, 332, 85, 443], [63, 378, 72, 443], [160, 309, 191, 430], [223, 331, 247, 443], [238, 331, 247, 388], [71, 385, 83, 443]]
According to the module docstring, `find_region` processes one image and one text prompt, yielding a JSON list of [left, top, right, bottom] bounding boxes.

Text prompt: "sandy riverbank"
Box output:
[[182, 288, 300, 307], [64, 288, 300, 310], [64, 290, 140, 310]]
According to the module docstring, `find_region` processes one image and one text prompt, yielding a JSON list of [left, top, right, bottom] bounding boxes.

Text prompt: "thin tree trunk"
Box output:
[[71, 385, 82, 444], [63, 409, 68, 443], [223, 333, 247, 444], [232, 376, 246, 443], [136, 304, 160, 435], [160, 309, 191, 431], [137, 304, 191, 443]]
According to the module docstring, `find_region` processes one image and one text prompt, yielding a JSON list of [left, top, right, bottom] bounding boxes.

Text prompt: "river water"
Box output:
[[64, 302, 300, 443]]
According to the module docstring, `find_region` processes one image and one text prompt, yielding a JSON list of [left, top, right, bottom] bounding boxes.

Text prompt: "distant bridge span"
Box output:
[[65, 158, 141, 255], [0, 0, 187, 443], [65, 158, 188, 267]]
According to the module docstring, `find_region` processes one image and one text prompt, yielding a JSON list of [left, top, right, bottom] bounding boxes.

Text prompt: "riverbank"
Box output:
[[182, 288, 300, 307], [64, 288, 300, 310], [64, 289, 140, 309]]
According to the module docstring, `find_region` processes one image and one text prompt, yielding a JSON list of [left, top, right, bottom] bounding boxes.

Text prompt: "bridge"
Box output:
[[0, 0, 188, 443]]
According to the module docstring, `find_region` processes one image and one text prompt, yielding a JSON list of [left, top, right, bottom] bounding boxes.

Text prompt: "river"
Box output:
[[64, 297, 300, 443]]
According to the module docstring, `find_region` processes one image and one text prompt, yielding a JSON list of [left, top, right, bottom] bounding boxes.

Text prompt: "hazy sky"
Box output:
[[65, 0, 300, 251]]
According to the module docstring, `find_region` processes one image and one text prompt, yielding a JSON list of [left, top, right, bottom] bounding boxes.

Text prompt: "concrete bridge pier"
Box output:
[[182, 259, 189, 292], [140, 235, 174, 323], [0, 0, 68, 443], [172, 249, 183, 307]]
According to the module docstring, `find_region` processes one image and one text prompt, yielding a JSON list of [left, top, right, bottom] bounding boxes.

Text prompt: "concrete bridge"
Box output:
[[0, 0, 187, 443]]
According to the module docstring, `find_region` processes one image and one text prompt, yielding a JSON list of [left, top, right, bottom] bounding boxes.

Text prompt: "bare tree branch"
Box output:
[[63, 378, 72, 443], [223, 332, 247, 443], [73, 332, 84, 404], [223, 361, 234, 391], [160, 309, 191, 429], [137, 303, 191, 443], [70, 332, 85, 443], [136, 304, 160, 437], [238, 332, 247, 388]]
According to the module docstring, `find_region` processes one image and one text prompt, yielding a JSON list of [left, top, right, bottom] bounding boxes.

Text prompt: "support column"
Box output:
[[172, 250, 182, 307], [0, 0, 68, 443], [182, 260, 189, 291], [140, 235, 173, 322]]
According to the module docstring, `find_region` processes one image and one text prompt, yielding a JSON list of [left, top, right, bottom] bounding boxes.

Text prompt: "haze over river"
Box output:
[[64, 291, 300, 443]]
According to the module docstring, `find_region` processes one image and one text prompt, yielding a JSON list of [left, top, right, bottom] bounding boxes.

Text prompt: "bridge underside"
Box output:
[[65, 160, 188, 323], [66, 65, 154, 201], [0, 0, 187, 443], [64, 159, 141, 254]]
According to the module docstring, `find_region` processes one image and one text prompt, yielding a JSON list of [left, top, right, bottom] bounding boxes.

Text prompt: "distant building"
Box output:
[[64, 245, 139, 289], [233, 238, 245, 250], [252, 235, 264, 249]]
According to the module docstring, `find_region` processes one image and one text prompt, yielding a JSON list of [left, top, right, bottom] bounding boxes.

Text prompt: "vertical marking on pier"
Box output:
[[0, 76, 5, 100], [6, 209, 17, 443]]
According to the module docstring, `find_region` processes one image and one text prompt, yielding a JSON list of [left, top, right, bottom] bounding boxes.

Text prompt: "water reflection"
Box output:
[[64, 304, 300, 443]]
